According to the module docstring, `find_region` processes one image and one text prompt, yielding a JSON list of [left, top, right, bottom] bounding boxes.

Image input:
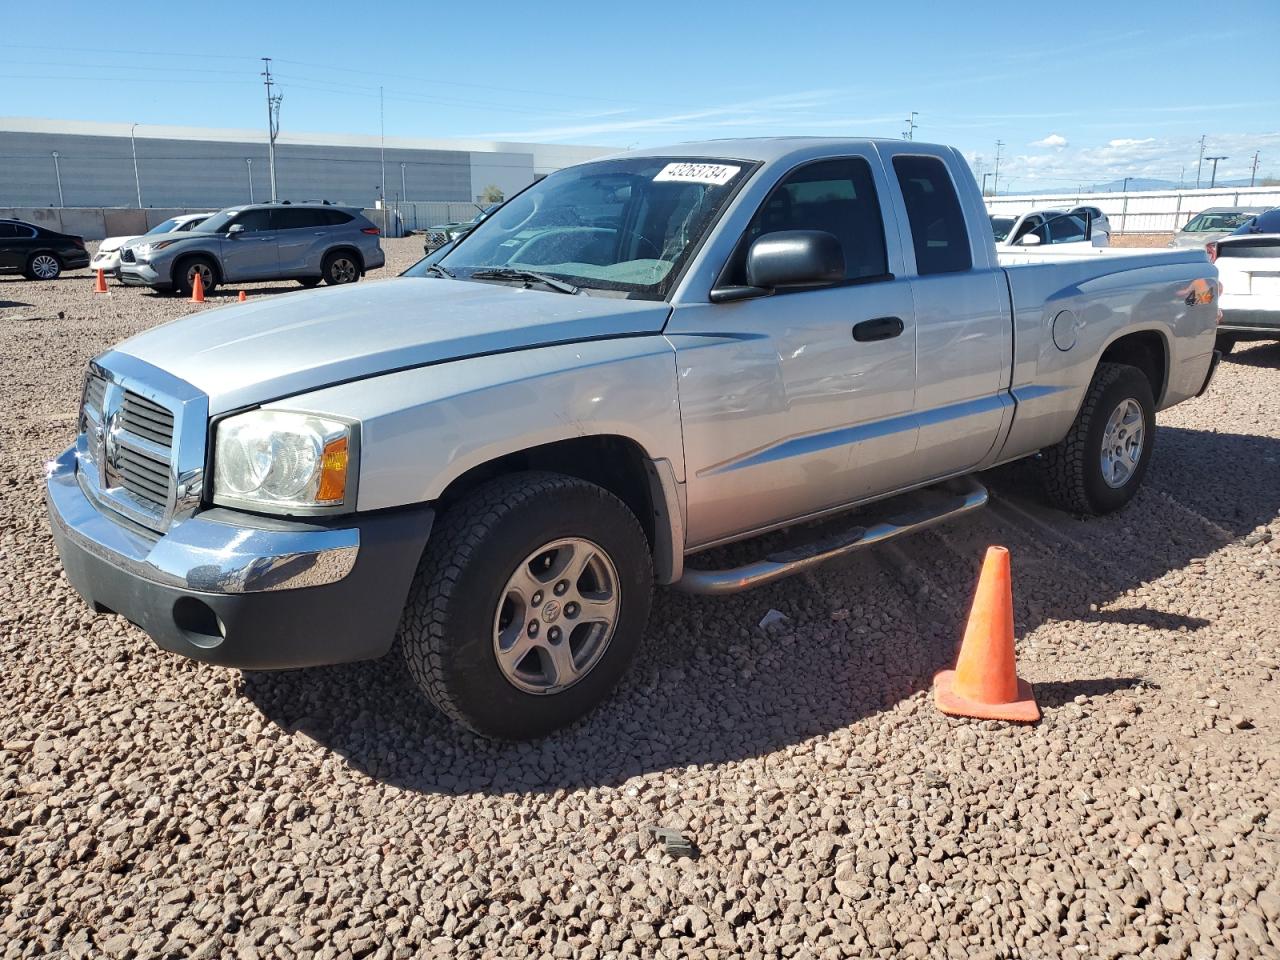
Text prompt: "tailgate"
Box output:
[[1216, 237, 1280, 298]]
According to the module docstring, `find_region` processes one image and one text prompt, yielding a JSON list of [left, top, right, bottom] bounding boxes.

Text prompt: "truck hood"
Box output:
[[117, 277, 672, 413]]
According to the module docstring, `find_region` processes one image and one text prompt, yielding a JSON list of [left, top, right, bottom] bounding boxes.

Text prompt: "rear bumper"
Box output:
[[64, 252, 91, 270], [45, 446, 434, 669]]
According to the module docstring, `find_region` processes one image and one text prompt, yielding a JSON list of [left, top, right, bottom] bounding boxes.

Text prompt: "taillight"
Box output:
[[361, 227, 380, 236], [1206, 241, 1218, 263], [72, 238, 86, 249]]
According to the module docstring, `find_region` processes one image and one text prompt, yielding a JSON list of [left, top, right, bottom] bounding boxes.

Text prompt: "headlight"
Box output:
[[213, 411, 355, 513], [137, 239, 180, 256]]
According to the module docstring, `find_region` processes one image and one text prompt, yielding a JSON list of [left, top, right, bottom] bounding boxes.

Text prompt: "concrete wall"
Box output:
[[0, 206, 408, 241]]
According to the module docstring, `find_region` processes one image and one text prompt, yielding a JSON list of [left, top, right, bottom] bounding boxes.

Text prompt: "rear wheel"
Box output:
[[175, 257, 218, 296], [25, 253, 62, 280], [397, 472, 653, 739], [322, 251, 360, 286], [1040, 362, 1155, 515]]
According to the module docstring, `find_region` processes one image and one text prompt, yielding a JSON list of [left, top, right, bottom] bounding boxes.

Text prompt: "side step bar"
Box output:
[[673, 476, 989, 596]]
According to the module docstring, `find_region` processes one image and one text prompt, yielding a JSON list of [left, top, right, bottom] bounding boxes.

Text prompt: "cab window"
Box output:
[[892, 155, 972, 274], [723, 157, 889, 285]]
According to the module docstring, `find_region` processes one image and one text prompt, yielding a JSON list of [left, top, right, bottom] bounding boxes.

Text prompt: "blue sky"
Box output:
[[2, 0, 1277, 190]]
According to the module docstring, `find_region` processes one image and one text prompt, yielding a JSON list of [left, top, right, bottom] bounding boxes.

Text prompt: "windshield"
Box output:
[[1231, 210, 1280, 235], [197, 209, 240, 233], [436, 157, 752, 298], [1183, 211, 1258, 233], [145, 218, 182, 235], [990, 216, 1016, 242]]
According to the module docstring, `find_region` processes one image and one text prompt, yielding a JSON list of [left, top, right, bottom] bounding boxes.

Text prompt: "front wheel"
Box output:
[[1039, 362, 1155, 515], [397, 472, 653, 739], [175, 257, 218, 296], [322, 252, 360, 286]]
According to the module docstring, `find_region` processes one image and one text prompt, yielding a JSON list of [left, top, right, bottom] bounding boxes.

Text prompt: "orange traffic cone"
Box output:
[[93, 269, 108, 294], [190, 270, 205, 303], [237, 290, 247, 302], [933, 546, 1040, 722]]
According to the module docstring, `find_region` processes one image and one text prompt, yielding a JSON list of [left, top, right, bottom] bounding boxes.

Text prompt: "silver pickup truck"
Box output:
[[46, 139, 1220, 738]]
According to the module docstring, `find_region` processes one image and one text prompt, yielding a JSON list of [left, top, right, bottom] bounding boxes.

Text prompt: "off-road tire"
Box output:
[[398, 472, 653, 740], [174, 256, 218, 296], [1040, 362, 1155, 515]]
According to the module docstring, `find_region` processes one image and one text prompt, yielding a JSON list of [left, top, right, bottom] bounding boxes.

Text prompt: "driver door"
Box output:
[[668, 154, 919, 549], [219, 208, 279, 281]]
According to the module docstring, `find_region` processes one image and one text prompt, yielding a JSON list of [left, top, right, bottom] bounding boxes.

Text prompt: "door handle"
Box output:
[[852, 316, 905, 342]]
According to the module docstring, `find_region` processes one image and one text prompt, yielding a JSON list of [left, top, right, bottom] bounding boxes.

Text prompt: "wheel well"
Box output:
[[29, 249, 62, 264], [325, 245, 364, 273], [436, 436, 656, 549], [1099, 331, 1166, 402], [171, 252, 221, 286]]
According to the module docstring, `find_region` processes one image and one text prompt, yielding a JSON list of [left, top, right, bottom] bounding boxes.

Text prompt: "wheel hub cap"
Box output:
[[1100, 397, 1145, 489], [492, 537, 620, 696]]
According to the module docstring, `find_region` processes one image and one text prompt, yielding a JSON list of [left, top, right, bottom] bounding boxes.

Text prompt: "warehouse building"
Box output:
[[0, 117, 611, 209]]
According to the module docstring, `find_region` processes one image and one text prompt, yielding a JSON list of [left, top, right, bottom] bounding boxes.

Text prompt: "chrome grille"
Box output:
[[121, 392, 174, 447]]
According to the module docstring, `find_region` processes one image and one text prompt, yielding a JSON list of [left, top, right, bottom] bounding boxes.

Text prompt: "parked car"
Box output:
[[117, 202, 386, 295], [1169, 206, 1270, 249], [1210, 207, 1280, 352], [90, 213, 213, 277], [424, 204, 498, 252], [990, 209, 1107, 249], [47, 138, 1218, 739], [1066, 206, 1112, 242], [0, 219, 89, 280]]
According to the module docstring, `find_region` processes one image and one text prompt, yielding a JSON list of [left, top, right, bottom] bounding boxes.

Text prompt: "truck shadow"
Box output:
[[240, 424, 1280, 795], [1226, 341, 1280, 368]]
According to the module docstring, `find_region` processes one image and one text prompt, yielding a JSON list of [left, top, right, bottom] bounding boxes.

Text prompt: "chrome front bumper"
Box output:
[[46, 446, 358, 594], [44, 446, 434, 669]]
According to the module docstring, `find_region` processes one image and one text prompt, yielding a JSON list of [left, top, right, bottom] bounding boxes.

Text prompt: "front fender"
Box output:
[[264, 337, 685, 512]]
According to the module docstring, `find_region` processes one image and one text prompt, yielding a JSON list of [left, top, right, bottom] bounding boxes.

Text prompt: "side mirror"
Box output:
[[1018, 232, 1042, 246], [227, 223, 245, 235], [748, 230, 845, 288]]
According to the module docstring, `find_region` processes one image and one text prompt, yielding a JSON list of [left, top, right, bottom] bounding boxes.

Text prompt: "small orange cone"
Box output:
[[237, 290, 247, 302], [190, 270, 205, 303], [93, 269, 108, 294], [934, 546, 1040, 722]]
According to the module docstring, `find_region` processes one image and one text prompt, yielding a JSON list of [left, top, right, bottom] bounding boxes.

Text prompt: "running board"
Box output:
[[673, 476, 989, 595]]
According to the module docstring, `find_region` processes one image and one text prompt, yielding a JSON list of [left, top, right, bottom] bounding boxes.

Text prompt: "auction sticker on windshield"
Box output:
[[653, 162, 741, 185]]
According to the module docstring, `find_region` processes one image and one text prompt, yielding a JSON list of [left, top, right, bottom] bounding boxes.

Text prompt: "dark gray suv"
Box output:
[[118, 202, 386, 295]]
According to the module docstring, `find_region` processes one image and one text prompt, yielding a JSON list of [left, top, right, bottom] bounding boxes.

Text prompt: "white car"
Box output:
[[90, 213, 213, 276], [989, 208, 1109, 250]]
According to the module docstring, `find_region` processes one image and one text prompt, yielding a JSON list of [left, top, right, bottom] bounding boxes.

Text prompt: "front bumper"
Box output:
[[45, 446, 434, 669], [89, 251, 122, 275], [118, 262, 163, 286]]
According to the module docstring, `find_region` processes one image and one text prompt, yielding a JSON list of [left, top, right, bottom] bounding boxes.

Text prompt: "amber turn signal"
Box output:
[[316, 436, 350, 503]]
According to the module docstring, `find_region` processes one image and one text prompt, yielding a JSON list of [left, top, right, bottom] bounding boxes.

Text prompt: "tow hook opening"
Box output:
[[172, 597, 226, 649]]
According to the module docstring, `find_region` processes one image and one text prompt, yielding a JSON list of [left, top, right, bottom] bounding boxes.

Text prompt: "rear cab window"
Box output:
[[891, 155, 972, 274]]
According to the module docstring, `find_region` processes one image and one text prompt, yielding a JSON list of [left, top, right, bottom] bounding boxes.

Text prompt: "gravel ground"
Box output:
[[2, 239, 1278, 959]]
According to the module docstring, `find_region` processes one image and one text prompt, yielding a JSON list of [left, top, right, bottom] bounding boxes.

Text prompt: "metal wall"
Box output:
[[0, 129, 533, 209], [985, 186, 1280, 233]]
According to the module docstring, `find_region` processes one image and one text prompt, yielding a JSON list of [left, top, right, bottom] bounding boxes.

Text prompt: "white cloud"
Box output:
[[1031, 133, 1068, 149], [1107, 137, 1157, 148]]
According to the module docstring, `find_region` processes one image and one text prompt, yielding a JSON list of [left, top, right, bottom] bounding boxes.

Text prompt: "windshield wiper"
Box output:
[[425, 263, 455, 278], [469, 268, 579, 295]]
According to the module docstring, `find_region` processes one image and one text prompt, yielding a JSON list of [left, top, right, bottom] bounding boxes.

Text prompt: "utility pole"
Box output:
[[261, 57, 282, 202], [902, 111, 918, 141], [1122, 176, 1132, 193], [1250, 151, 1260, 188], [992, 140, 1004, 196], [379, 86, 388, 235], [400, 161, 407, 204], [130, 122, 143, 208], [981, 172, 992, 197], [51, 151, 64, 207], [246, 158, 254, 203], [1206, 155, 1227, 189], [1195, 134, 1206, 189]]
